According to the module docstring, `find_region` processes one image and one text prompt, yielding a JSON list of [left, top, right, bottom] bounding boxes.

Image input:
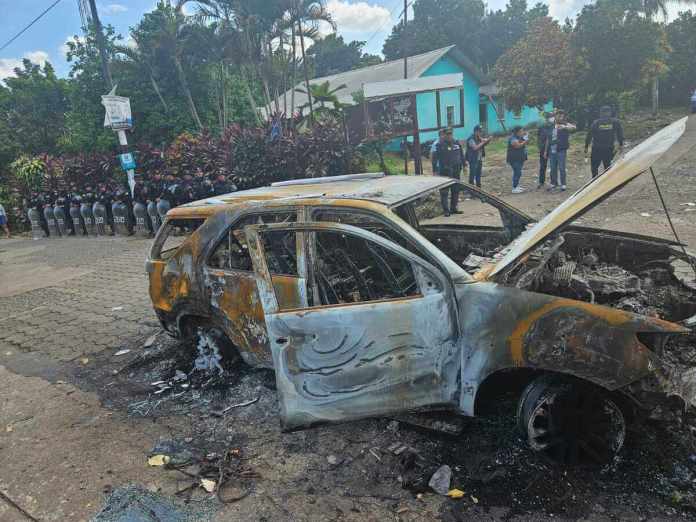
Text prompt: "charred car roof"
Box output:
[[166, 174, 454, 218]]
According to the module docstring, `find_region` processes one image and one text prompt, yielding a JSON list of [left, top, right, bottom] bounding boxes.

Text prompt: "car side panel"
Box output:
[[457, 282, 684, 415]]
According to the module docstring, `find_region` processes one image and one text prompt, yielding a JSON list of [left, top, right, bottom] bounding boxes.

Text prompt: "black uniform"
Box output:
[[434, 140, 466, 215], [537, 123, 553, 185], [29, 193, 50, 236], [212, 179, 237, 196], [585, 116, 624, 178]]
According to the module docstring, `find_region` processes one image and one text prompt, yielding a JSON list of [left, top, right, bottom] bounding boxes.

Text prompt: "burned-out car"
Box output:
[[147, 117, 696, 464]]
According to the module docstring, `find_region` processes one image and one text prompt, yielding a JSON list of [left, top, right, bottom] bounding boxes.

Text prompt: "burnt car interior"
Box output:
[[259, 227, 422, 310]]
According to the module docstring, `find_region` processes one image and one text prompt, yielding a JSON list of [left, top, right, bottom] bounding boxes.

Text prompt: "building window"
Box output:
[[446, 105, 455, 127], [513, 107, 522, 119]]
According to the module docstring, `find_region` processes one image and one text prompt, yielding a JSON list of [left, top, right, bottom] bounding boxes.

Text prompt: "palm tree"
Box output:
[[114, 38, 169, 113], [145, 1, 204, 130], [294, 80, 347, 127], [637, 0, 696, 114]]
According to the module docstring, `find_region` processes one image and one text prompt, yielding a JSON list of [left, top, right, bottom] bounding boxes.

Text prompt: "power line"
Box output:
[[365, 0, 406, 45], [0, 0, 65, 54]]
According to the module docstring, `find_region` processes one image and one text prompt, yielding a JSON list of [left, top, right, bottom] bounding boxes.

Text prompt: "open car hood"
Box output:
[[477, 116, 689, 280]]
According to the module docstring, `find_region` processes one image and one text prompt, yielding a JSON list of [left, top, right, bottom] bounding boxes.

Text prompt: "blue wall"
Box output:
[[485, 100, 553, 135], [385, 52, 549, 150]]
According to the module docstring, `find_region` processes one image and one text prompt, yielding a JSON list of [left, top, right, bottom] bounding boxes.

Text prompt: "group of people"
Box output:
[[19, 170, 237, 238], [430, 125, 492, 215], [430, 105, 625, 209]]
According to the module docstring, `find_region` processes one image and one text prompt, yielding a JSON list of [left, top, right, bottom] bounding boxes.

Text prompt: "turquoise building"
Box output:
[[267, 45, 551, 145]]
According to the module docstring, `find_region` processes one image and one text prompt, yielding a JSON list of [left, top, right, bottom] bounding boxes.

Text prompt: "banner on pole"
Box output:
[[102, 92, 133, 130]]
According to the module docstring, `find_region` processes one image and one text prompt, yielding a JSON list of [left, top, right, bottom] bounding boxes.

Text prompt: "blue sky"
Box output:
[[0, 0, 682, 81]]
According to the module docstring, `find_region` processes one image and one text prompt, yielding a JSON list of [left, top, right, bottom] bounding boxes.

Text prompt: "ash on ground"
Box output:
[[73, 330, 696, 521]]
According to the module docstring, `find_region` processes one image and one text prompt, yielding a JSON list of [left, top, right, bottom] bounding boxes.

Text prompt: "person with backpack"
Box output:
[[507, 126, 529, 194], [466, 125, 491, 188], [547, 110, 576, 192]]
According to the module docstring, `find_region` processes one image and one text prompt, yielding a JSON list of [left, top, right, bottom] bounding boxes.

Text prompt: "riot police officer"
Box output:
[[69, 192, 86, 236], [28, 191, 49, 238], [434, 129, 466, 216], [157, 173, 178, 221], [132, 175, 152, 236], [585, 106, 624, 178], [178, 173, 196, 205], [94, 183, 113, 235], [212, 174, 237, 196], [146, 173, 164, 231], [80, 186, 96, 235]]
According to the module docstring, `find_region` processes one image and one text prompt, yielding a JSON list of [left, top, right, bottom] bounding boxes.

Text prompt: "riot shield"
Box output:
[[156, 199, 171, 223], [54, 204, 68, 236], [70, 206, 86, 236], [43, 206, 59, 237], [93, 202, 108, 236], [147, 201, 161, 232], [28, 208, 44, 239], [133, 202, 151, 237], [80, 203, 95, 235], [111, 201, 131, 236]]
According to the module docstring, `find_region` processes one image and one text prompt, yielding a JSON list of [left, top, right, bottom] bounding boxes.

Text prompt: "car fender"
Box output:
[[456, 282, 687, 415]]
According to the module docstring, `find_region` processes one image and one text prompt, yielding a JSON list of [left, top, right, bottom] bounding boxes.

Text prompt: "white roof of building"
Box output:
[[263, 45, 489, 117]]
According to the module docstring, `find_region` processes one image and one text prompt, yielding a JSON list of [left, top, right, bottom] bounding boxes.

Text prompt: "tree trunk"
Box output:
[[174, 55, 203, 130], [652, 76, 659, 116], [150, 73, 169, 113], [242, 66, 261, 125], [298, 20, 314, 125], [290, 22, 297, 124]]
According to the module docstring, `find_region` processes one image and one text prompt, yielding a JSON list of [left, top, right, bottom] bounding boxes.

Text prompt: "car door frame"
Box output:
[[200, 207, 302, 368], [244, 221, 462, 430]]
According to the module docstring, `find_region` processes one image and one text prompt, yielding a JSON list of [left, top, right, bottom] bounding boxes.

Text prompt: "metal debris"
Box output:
[[429, 465, 453, 495]]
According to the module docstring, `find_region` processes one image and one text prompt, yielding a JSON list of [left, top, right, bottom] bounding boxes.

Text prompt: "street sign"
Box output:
[[102, 87, 133, 130], [119, 153, 136, 171]]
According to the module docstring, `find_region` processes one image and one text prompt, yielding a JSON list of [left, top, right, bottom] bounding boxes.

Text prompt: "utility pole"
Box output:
[[403, 0, 408, 80], [87, 0, 113, 88], [402, 0, 409, 174]]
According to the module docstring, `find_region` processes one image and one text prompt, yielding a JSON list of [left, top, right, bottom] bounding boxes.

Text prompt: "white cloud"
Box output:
[[0, 51, 49, 81], [326, 0, 392, 32], [102, 3, 128, 15], [547, 0, 591, 20], [60, 35, 85, 59]]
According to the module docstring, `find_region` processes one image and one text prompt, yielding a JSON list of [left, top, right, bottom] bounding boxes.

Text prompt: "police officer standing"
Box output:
[[212, 174, 236, 196], [435, 128, 466, 216], [585, 105, 624, 178]]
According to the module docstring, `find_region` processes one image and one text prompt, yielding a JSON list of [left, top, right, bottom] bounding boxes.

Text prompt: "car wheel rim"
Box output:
[[526, 385, 626, 465]]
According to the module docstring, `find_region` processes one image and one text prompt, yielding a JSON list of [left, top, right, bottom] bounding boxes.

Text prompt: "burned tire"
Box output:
[[517, 376, 626, 465]]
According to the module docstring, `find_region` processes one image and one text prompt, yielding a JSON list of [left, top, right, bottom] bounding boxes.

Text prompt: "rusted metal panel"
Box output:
[[457, 282, 686, 415]]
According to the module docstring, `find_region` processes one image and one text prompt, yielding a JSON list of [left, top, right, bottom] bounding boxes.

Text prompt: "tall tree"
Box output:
[[572, 0, 666, 107], [382, 0, 486, 63], [139, 1, 204, 130], [494, 17, 579, 110], [1, 60, 70, 156], [664, 10, 696, 105], [634, 0, 696, 114], [306, 34, 382, 77]]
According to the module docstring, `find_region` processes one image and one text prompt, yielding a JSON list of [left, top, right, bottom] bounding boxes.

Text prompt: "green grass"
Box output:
[[364, 152, 408, 175]]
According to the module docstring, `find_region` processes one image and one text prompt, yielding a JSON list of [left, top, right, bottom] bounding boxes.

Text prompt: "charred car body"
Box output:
[[147, 117, 696, 464]]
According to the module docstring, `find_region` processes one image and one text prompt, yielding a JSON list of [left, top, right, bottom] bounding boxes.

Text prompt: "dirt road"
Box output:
[[1, 110, 695, 521]]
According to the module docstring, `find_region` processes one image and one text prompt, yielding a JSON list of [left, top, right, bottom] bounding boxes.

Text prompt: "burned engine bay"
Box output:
[[424, 223, 696, 408]]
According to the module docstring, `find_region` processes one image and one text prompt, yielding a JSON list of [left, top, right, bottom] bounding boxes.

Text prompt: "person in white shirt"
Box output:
[[0, 203, 11, 238]]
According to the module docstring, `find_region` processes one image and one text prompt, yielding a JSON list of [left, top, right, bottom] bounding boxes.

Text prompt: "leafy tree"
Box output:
[[1, 60, 70, 156], [572, 0, 666, 107], [382, 0, 486, 64], [664, 10, 696, 105], [307, 34, 381, 77], [493, 17, 579, 110]]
